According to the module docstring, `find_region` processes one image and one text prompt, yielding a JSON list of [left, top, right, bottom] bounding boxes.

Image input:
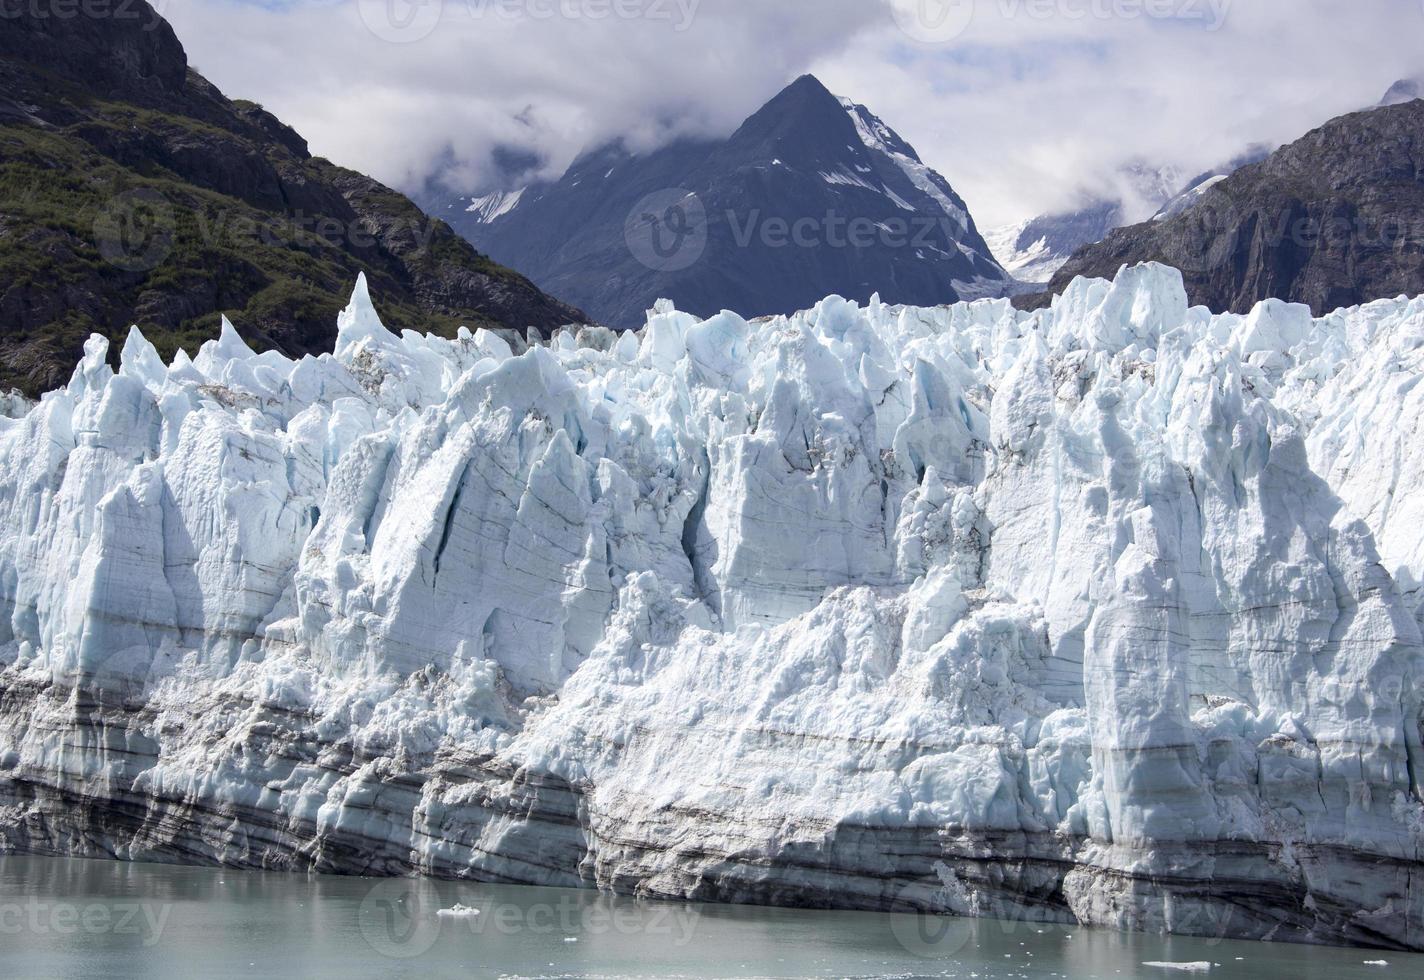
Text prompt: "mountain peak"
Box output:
[[729, 74, 857, 157], [442, 75, 1009, 326], [760, 74, 849, 120], [779, 74, 837, 100]]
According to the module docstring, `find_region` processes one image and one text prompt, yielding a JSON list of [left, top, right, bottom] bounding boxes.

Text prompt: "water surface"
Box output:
[[0, 856, 1416, 979]]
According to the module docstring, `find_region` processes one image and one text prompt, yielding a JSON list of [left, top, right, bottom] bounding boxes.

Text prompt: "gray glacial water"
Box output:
[[0, 856, 1417, 979]]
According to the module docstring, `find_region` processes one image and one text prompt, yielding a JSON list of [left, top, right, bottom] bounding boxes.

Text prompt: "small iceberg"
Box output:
[[1143, 964, 1212, 974], [436, 904, 482, 918]]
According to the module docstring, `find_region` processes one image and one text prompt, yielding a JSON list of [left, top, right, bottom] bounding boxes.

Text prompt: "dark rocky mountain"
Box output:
[[431, 75, 1009, 327], [0, 1, 586, 396], [1021, 99, 1424, 315]]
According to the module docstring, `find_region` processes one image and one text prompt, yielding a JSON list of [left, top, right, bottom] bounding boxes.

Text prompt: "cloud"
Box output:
[[165, 0, 881, 193], [166, 0, 1423, 228], [820, 0, 1424, 225]]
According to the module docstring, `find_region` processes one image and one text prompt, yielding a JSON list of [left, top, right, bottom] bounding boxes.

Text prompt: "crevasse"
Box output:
[[0, 264, 1420, 949]]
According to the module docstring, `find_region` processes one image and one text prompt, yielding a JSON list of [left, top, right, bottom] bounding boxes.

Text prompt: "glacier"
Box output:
[[0, 264, 1421, 951]]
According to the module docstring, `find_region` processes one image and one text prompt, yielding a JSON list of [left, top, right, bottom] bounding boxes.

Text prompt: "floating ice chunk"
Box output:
[[1143, 964, 1212, 973]]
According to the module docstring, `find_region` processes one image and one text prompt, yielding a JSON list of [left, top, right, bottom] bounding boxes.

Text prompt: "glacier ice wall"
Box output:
[[0, 265, 1421, 949]]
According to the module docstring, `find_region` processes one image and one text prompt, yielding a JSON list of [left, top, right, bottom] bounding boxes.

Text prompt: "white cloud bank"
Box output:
[[165, 0, 1422, 227]]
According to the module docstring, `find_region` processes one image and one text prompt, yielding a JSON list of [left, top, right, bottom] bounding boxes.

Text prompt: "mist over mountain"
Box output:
[[985, 149, 1276, 287], [1379, 75, 1424, 107]]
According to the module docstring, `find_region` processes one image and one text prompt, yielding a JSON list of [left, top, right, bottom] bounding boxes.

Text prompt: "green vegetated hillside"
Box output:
[[0, 2, 587, 396]]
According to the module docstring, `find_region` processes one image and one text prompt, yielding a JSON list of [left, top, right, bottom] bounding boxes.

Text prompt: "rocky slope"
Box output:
[[1025, 100, 1424, 315], [0, 1, 587, 396], [0, 264, 1420, 950], [434, 75, 1010, 326]]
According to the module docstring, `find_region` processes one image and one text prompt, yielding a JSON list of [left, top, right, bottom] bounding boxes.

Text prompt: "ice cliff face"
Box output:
[[0, 265, 1421, 950]]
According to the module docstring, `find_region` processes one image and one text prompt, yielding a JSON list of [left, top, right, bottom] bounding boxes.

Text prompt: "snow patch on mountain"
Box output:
[[818, 168, 878, 192], [466, 188, 526, 223]]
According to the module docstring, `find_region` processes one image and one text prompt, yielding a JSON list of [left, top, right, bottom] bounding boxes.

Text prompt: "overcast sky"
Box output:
[[165, 0, 1421, 229]]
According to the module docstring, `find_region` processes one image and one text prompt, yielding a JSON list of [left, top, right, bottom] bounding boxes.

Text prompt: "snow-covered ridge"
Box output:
[[841, 95, 970, 228], [0, 266, 1421, 950]]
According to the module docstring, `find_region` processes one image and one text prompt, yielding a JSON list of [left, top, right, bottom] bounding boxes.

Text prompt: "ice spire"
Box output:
[[336, 272, 397, 358], [120, 326, 168, 387]]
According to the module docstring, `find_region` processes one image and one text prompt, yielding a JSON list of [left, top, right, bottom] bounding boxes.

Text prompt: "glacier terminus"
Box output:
[[0, 264, 1420, 951]]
